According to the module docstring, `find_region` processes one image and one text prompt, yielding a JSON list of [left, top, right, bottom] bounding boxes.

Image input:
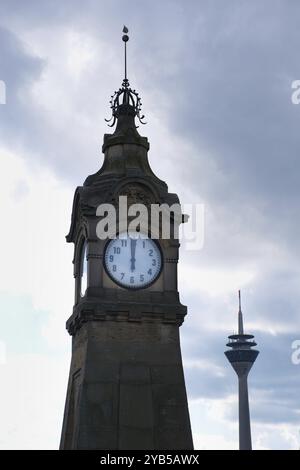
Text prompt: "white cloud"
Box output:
[[0, 147, 74, 347], [189, 395, 300, 450], [185, 358, 226, 378], [189, 397, 237, 450], [0, 352, 69, 449], [0, 147, 73, 448], [179, 263, 256, 297]]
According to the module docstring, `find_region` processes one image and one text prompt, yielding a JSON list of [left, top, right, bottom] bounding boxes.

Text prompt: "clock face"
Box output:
[[104, 231, 163, 289]]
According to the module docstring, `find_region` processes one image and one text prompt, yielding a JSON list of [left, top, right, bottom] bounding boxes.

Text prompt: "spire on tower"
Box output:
[[105, 26, 146, 128], [238, 289, 244, 335]]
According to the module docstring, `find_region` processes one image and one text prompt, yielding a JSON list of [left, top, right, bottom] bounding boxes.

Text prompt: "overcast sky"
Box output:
[[0, 0, 300, 450]]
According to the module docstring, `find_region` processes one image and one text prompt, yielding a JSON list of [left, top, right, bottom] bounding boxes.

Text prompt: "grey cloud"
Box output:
[[1, 0, 300, 444]]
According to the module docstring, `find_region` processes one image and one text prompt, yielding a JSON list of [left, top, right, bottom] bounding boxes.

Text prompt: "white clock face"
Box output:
[[104, 231, 162, 289]]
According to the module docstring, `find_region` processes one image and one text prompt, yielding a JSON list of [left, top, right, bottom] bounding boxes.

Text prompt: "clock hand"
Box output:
[[130, 238, 137, 272]]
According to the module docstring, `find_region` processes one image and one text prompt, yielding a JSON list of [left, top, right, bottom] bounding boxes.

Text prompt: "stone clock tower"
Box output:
[[60, 29, 193, 450]]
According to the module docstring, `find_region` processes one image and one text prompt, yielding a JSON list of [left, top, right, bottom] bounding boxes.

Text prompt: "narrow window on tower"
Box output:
[[80, 241, 87, 297]]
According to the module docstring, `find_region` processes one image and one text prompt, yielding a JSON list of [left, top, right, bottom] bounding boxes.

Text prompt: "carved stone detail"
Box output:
[[112, 183, 156, 209]]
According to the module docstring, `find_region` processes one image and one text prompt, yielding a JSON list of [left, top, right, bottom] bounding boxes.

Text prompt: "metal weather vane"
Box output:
[[105, 26, 146, 127]]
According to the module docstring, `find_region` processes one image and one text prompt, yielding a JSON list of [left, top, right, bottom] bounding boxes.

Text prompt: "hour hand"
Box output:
[[130, 238, 137, 272]]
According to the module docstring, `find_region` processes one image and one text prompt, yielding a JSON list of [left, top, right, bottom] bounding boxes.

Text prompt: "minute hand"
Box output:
[[130, 238, 137, 272]]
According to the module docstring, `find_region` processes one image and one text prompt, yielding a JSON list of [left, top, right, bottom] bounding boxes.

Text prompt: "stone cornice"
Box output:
[[66, 299, 187, 336]]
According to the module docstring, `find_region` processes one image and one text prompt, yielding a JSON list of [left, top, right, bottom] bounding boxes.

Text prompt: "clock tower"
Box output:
[[60, 29, 193, 450]]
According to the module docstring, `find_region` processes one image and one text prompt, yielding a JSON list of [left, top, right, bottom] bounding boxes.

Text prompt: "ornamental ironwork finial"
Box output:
[[105, 26, 146, 128]]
